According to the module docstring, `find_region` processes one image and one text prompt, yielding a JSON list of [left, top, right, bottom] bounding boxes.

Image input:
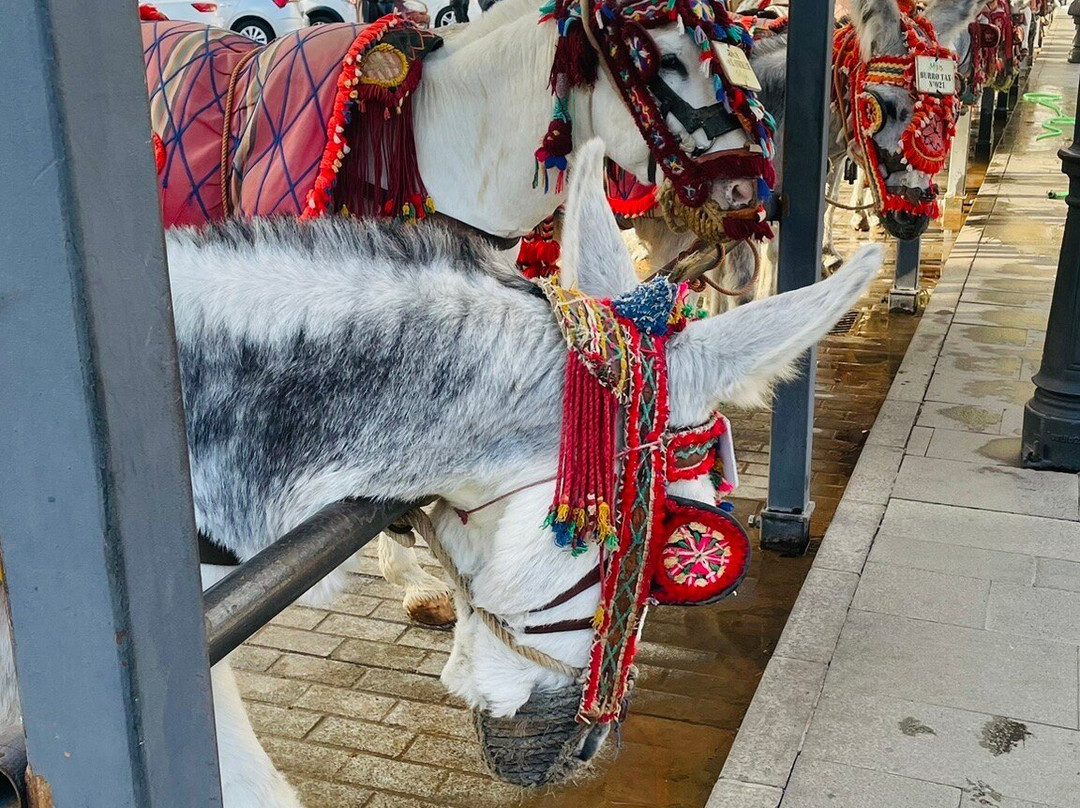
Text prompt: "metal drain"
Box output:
[[828, 309, 860, 336]]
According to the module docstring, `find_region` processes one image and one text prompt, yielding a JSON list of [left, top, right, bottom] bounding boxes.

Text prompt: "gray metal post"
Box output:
[[996, 84, 1012, 119], [889, 237, 922, 312], [760, 0, 835, 554], [0, 1, 222, 805], [205, 500, 413, 665], [1022, 70, 1080, 471]]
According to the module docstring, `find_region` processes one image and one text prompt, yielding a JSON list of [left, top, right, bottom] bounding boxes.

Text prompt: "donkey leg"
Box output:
[[213, 659, 304, 808], [200, 564, 302, 808], [0, 598, 21, 728], [377, 535, 455, 627]]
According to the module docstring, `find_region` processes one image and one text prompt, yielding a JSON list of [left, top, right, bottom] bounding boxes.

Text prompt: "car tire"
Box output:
[[231, 16, 274, 44], [434, 5, 458, 26], [307, 8, 344, 24]]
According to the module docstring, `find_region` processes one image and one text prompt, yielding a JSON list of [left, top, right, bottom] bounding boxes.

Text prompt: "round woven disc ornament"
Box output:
[[651, 496, 750, 605]]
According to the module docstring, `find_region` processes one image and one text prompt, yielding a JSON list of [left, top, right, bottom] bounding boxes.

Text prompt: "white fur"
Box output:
[[412, 0, 757, 238]]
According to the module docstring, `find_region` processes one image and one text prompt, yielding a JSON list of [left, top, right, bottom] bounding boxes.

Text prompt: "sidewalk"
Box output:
[[708, 17, 1080, 808]]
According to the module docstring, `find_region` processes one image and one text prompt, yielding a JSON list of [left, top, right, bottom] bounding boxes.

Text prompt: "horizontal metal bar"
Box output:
[[204, 499, 415, 664]]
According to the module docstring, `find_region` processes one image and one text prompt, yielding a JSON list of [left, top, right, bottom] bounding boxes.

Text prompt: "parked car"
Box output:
[[359, 0, 468, 25], [152, 0, 306, 43], [431, 0, 467, 26], [299, 0, 359, 24]]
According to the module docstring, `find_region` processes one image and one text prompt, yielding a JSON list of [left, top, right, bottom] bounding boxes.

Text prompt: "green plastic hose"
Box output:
[[1022, 92, 1076, 141]]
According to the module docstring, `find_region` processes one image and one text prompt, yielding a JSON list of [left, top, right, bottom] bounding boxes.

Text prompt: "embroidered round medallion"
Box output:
[[663, 521, 733, 587], [652, 496, 750, 606]]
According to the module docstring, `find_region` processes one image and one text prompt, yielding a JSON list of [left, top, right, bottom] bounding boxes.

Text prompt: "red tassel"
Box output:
[[517, 218, 561, 278]]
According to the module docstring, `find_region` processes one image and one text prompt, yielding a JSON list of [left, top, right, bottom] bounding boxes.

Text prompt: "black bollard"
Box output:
[[995, 85, 1010, 119], [1070, 0, 1080, 63], [1022, 72, 1080, 471]]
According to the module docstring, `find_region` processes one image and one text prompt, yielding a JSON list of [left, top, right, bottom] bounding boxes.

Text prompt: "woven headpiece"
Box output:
[[535, 0, 776, 238], [833, 10, 961, 219], [537, 275, 747, 724]]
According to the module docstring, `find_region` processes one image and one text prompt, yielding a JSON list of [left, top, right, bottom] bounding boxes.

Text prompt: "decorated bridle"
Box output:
[[535, 0, 777, 244], [832, 7, 961, 219], [537, 275, 748, 723], [960, 0, 1012, 100], [392, 274, 749, 728]]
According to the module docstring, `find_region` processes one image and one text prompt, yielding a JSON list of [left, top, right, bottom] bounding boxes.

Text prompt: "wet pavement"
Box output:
[[717, 19, 1079, 806], [237, 106, 999, 808]]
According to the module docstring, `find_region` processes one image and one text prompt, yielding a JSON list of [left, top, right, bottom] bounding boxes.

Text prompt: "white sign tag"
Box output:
[[717, 415, 739, 491], [914, 55, 957, 96], [712, 43, 762, 93]]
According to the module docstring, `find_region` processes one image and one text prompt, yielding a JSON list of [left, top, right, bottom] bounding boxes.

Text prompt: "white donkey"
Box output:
[[0, 140, 885, 807]]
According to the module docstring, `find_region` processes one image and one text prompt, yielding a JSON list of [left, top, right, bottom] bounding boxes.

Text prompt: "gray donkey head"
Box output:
[[843, 0, 986, 239], [434, 140, 883, 783], [167, 138, 881, 788]]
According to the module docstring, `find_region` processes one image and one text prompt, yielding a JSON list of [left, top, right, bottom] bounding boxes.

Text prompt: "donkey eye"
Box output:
[[882, 99, 899, 120], [660, 54, 688, 78]]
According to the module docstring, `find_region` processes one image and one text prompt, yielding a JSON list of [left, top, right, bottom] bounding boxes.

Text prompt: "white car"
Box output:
[[299, 0, 359, 24], [151, 0, 307, 44]]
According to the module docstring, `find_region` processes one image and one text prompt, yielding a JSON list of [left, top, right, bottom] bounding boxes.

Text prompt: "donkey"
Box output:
[[0, 139, 875, 807], [636, 0, 986, 304]]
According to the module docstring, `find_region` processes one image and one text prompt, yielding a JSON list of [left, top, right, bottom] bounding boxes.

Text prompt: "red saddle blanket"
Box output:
[[143, 16, 441, 227]]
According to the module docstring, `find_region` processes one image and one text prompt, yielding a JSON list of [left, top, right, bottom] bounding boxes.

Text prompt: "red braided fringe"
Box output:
[[723, 215, 773, 242], [303, 17, 433, 220], [700, 153, 776, 187], [548, 24, 598, 91], [517, 219, 561, 278], [607, 187, 657, 217], [545, 355, 619, 556]]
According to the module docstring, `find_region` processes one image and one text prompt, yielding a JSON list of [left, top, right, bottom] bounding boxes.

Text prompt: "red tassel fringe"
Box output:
[[303, 16, 433, 220], [517, 218, 561, 278]]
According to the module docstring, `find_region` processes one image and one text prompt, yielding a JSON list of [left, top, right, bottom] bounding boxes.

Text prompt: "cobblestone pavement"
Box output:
[[234, 60, 998, 808], [708, 15, 1080, 808]]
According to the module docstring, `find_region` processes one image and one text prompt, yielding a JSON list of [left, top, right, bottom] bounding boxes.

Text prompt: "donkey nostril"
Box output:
[[729, 180, 755, 207]]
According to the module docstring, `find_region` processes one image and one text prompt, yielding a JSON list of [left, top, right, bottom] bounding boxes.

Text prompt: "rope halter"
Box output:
[[833, 10, 961, 220]]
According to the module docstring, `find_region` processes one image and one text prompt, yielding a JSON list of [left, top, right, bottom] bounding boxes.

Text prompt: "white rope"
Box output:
[[391, 508, 585, 680]]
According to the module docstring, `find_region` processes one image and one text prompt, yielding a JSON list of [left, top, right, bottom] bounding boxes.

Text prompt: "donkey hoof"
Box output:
[[405, 592, 456, 628]]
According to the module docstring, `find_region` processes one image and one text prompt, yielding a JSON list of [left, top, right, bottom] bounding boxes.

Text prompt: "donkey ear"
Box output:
[[848, 0, 905, 59], [667, 244, 883, 416], [923, 0, 987, 50], [559, 139, 638, 297]]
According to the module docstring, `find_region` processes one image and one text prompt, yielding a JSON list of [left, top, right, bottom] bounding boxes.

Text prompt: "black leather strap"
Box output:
[[649, 76, 743, 146]]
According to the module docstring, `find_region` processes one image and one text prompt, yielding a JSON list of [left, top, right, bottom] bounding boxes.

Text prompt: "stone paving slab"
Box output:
[[709, 18, 1080, 808], [828, 610, 1079, 729], [800, 691, 1080, 808], [781, 758, 963, 808]]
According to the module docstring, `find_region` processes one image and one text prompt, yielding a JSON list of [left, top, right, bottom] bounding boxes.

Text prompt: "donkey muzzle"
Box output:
[[474, 676, 637, 787], [883, 209, 931, 240]]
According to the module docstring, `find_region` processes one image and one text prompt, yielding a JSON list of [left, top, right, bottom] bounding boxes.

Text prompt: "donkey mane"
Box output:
[[168, 217, 537, 341], [751, 33, 788, 124], [166, 216, 561, 558]]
